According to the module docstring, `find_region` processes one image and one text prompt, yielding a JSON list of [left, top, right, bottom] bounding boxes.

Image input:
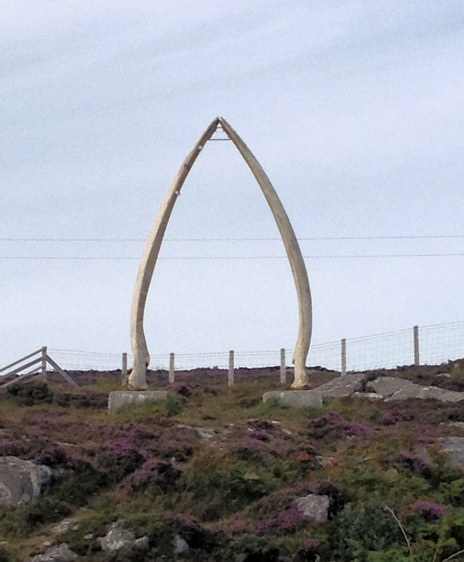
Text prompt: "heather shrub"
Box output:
[[308, 411, 372, 444], [411, 499, 447, 522], [335, 458, 430, 505], [0, 544, 14, 562], [331, 504, 405, 557], [311, 480, 347, 518], [120, 512, 219, 559], [185, 463, 275, 520], [165, 381, 194, 397], [25, 495, 71, 527], [52, 460, 107, 506], [95, 418, 197, 458], [34, 440, 74, 468], [440, 478, 464, 507], [414, 423, 437, 446], [432, 511, 464, 559], [7, 382, 53, 405], [252, 503, 306, 536], [166, 393, 182, 416], [0, 508, 30, 539], [97, 439, 148, 483], [53, 390, 108, 409], [0, 439, 22, 457], [381, 410, 407, 426], [119, 458, 181, 496], [383, 451, 432, 479]]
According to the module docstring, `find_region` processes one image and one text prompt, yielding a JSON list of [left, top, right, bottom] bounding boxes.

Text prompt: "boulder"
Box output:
[[97, 522, 135, 552], [174, 535, 190, 554], [367, 377, 464, 402], [0, 456, 54, 507], [294, 494, 330, 522], [313, 373, 369, 398], [29, 544, 78, 561], [97, 521, 148, 553]]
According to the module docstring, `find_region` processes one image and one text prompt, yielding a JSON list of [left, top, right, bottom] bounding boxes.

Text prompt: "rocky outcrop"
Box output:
[[263, 373, 464, 407], [294, 494, 330, 522], [0, 456, 54, 507], [97, 521, 149, 553], [313, 373, 369, 398], [29, 544, 78, 562], [366, 377, 464, 402]]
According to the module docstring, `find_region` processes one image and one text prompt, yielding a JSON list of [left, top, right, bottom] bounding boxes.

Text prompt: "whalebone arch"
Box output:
[[129, 117, 312, 389]]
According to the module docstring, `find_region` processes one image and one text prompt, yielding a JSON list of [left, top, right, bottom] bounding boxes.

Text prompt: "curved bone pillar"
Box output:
[[129, 117, 312, 390], [129, 118, 220, 389], [218, 118, 312, 389]]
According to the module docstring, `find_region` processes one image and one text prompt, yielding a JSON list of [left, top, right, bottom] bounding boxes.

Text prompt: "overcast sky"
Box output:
[[2, 1, 464, 370]]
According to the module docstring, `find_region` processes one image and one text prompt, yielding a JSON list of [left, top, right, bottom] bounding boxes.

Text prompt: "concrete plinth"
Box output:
[[108, 391, 168, 414], [262, 390, 323, 408]]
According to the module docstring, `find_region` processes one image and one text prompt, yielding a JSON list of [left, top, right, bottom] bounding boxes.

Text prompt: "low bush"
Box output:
[[7, 383, 53, 405]]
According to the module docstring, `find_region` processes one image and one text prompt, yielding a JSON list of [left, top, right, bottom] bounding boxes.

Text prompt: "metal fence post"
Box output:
[[280, 348, 286, 383], [169, 353, 175, 383], [121, 353, 128, 385], [341, 339, 347, 376], [228, 350, 234, 386], [413, 325, 420, 365]]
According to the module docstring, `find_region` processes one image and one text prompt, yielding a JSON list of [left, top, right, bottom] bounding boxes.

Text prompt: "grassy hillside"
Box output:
[[1, 365, 464, 561]]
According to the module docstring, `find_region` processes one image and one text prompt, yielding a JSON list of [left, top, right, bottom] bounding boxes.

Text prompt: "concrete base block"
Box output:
[[262, 390, 323, 408], [108, 391, 168, 413]]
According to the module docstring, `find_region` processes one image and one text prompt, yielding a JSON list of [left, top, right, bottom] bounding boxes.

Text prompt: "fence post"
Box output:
[[41, 347, 47, 377], [169, 353, 175, 383], [280, 348, 286, 383], [341, 339, 347, 376], [413, 325, 420, 365], [228, 350, 234, 386], [121, 353, 128, 385]]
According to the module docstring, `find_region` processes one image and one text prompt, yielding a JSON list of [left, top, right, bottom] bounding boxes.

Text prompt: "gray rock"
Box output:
[[367, 377, 464, 402], [294, 494, 330, 522], [366, 377, 414, 398], [174, 535, 190, 553], [441, 421, 464, 430], [262, 390, 323, 408], [0, 456, 54, 507], [438, 437, 464, 467], [29, 544, 78, 561], [50, 519, 74, 535], [97, 522, 135, 552], [108, 391, 168, 413], [313, 373, 369, 398], [352, 392, 383, 401], [134, 536, 150, 550]]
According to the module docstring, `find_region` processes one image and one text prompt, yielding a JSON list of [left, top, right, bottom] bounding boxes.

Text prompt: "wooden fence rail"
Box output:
[[0, 347, 78, 388]]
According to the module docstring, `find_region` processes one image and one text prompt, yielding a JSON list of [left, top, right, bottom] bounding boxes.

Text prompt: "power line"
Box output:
[[1, 235, 464, 242], [2, 253, 464, 260]]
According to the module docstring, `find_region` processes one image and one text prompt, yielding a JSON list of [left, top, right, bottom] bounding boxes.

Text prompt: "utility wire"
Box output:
[[1, 235, 464, 242], [2, 253, 464, 260]]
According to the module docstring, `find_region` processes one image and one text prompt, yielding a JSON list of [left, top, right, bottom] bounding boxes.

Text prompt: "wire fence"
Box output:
[[47, 321, 464, 374]]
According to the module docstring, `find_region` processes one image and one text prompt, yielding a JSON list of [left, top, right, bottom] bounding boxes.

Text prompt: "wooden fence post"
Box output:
[[41, 347, 47, 377], [280, 348, 286, 383], [228, 350, 234, 386], [169, 353, 175, 383], [121, 353, 128, 385], [341, 338, 347, 376], [413, 325, 420, 365]]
